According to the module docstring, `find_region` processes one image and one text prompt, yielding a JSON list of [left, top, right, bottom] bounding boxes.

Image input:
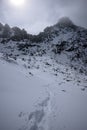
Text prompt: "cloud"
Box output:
[[0, 0, 87, 34]]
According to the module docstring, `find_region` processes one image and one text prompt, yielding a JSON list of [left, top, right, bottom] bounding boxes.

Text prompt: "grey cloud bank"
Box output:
[[0, 0, 87, 34]]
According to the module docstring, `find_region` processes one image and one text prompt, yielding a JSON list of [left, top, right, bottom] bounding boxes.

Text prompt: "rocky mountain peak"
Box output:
[[56, 17, 75, 28]]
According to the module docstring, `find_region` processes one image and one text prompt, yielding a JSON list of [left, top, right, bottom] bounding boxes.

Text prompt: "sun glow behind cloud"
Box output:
[[1, 0, 87, 34], [10, 0, 25, 7]]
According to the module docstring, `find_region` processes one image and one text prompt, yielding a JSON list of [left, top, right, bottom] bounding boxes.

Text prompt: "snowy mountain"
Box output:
[[0, 17, 87, 74], [0, 17, 87, 130]]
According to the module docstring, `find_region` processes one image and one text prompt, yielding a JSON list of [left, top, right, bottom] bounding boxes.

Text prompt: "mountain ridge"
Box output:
[[0, 17, 87, 74], [0, 17, 87, 42]]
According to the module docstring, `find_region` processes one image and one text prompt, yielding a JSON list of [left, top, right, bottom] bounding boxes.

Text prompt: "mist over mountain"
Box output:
[[0, 17, 87, 42], [0, 17, 86, 41]]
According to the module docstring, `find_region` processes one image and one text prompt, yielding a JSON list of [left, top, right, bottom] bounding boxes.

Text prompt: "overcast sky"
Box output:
[[0, 0, 87, 34]]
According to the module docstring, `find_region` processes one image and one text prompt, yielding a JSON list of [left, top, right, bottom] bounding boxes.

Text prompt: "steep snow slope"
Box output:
[[0, 53, 87, 130]]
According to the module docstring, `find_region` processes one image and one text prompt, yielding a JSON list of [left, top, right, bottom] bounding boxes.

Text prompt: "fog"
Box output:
[[0, 0, 87, 34]]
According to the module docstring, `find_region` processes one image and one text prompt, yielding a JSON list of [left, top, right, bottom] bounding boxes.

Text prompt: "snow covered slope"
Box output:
[[0, 54, 50, 130], [0, 17, 87, 130], [0, 53, 87, 130]]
